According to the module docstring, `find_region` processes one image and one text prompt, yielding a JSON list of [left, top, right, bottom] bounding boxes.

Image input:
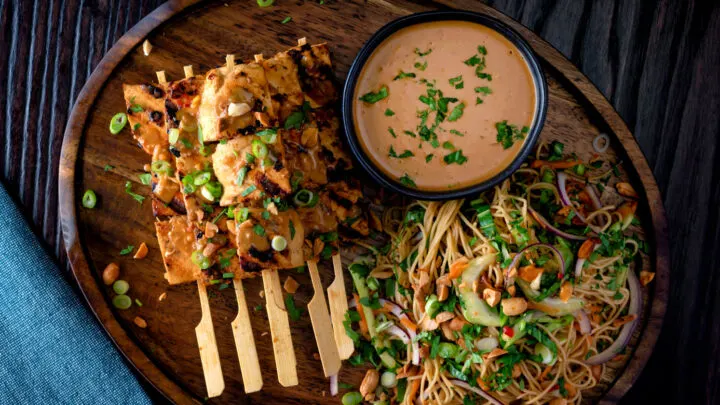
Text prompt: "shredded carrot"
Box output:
[[539, 365, 553, 381], [578, 238, 598, 259], [399, 316, 418, 334], [531, 159, 581, 169], [448, 258, 469, 280], [353, 293, 368, 334], [612, 314, 637, 328], [406, 379, 421, 403], [477, 377, 490, 391]]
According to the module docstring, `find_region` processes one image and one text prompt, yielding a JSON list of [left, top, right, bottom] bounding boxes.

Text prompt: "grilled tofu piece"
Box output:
[[285, 43, 337, 108], [262, 51, 305, 122], [233, 207, 305, 274], [155, 216, 203, 285], [212, 132, 291, 206], [197, 62, 275, 142], [322, 181, 369, 237], [123, 83, 168, 155], [150, 145, 185, 217]]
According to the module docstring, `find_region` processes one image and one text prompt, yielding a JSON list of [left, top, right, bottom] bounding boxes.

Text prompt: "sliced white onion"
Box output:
[[450, 380, 503, 405], [585, 269, 642, 365], [476, 337, 499, 352], [576, 309, 592, 335], [329, 374, 338, 396], [593, 133, 610, 153], [385, 325, 410, 344], [575, 243, 601, 278], [529, 207, 588, 241], [585, 184, 603, 210], [379, 298, 420, 365]]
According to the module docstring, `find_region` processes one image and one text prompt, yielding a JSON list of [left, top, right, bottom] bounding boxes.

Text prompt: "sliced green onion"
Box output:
[[222, 272, 234, 279], [204, 182, 223, 199], [151, 160, 172, 175], [271, 235, 288, 251], [236, 166, 249, 186], [257, 0, 274, 6], [252, 139, 268, 159], [113, 280, 130, 295], [134, 298, 143, 307], [235, 207, 250, 221], [82, 189, 97, 209], [200, 185, 215, 202], [199, 145, 212, 157], [293, 189, 318, 208], [138, 173, 152, 185], [575, 164, 586, 176], [191, 251, 211, 269], [109, 113, 128, 134], [193, 171, 212, 186], [112, 294, 132, 310], [241, 184, 257, 197], [381, 371, 397, 388], [182, 175, 196, 194], [424, 294, 441, 318], [341, 392, 362, 405], [168, 128, 180, 144], [257, 129, 278, 144]]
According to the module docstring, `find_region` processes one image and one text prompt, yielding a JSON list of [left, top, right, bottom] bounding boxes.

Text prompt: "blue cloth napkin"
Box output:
[[0, 183, 152, 405]]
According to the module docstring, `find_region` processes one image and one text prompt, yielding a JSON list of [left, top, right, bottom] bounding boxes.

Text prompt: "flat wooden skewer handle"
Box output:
[[230, 278, 263, 393], [195, 280, 225, 397], [306, 260, 342, 377], [262, 269, 298, 387], [328, 254, 354, 359]]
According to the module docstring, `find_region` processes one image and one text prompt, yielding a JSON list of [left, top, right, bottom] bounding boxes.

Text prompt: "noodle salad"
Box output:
[[340, 140, 655, 405]]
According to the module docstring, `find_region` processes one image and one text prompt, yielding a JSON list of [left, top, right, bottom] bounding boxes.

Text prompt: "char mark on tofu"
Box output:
[[286, 43, 337, 107], [249, 246, 275, 263], [258, 173, 287, 198], [143, 83, 165, 99], [165, 99, 180, 127]]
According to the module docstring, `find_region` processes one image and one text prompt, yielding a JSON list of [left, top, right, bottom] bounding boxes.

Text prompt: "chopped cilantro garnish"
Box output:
[[448, 75, 464, 89], [399, 173, 417, 188], [447, 102, 465, 122], [425, 154, 434, 163], [403, 130, 417, 138], [495, 121, 529, 149], [359, 85, 389, 103], [444, 149, 468, 165], [442, 141, 455, 150], [119, 245, 134, 255], [284, 294, 303, 321], [388, 127, 397, 138], [138, 173, 152, 185], [253, 224, 265, 236], [104, 164, 114, 171], [449, 129, 464, 137], [280, 16, 292, 24], [384, 108, 395, 116], [393, 71, 416, 80], [414, 47, 432, 57], [414, 61, 428, 71], [124, 181, 145, 204], [475, 86, 492, 95]]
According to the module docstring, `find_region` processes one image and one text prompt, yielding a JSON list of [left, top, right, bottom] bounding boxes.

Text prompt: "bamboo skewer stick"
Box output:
[[156, 70, 167, 85], [306, 261, 342, 377], [220, 53, 263, 394], [230, 278, 263, 393], [262, 269, 298, 387], [182, 65, 224, 398], [327, 254, 354, 359], [195, 280, 225, 397]]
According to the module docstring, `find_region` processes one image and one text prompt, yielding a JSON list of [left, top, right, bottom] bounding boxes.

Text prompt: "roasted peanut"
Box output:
[[359, 369, 379, 397], [483, 288, 502, 307], [134, 316, 147, 329], [501, 297, 528, 316], [102, 263, 120, 285], [133, 242, 148, 259]]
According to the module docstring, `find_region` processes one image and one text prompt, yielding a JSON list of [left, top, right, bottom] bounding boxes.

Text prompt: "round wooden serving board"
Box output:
[[59, 1, 669, 404]]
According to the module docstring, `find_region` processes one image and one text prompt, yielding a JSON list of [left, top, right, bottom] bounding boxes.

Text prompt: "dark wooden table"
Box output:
[[1, 0, 718, 404]]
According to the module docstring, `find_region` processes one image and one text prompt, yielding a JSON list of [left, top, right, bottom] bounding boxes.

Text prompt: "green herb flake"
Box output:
[[448, 75, 464, 89], [138, 173, 152, 185], [103, 164, 114, 171], [403, 130, 417, 138], [280, 16, 292, 24], [414, 61, 428, 71], [133, 123, 141, 131], [414, 48, 432, 57], [399, 173, 417, 188], [449, 129, 464, 137], [285, 294, 304, 321], [359, 85, 389, 104], [425, 154, 434, 163], [444, 149, 468, 165], [393, 71, 416, 80], [388, 127, 397, 138], [495, 121, 529, 149], [253, 224, 265, 236], [119, 245, 134, 255], [384, 108, 395, 117], [124, 181, 145, 204], [447, 102, 466, 122], [442, 141, 455, 150], [478, 45, 488, 55], [475, 86, 492, 95]]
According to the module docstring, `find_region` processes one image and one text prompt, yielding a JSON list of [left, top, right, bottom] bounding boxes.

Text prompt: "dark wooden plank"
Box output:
[[1, 0, 720, 404]]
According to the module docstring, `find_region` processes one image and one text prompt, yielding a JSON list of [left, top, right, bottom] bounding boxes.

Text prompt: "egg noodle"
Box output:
[[345, 141, 651, 404]]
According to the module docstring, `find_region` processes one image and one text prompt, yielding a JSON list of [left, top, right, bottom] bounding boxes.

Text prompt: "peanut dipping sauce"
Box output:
[[353, 21, 537, 191]]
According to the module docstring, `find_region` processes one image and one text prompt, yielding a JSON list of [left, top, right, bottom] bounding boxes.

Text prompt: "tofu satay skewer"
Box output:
[[222, 54, 263, 394], [184, 65, 225, 398], [255, 53, 299, 388]]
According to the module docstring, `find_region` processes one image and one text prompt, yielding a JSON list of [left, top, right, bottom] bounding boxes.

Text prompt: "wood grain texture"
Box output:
[[1, 0, 718, 404]]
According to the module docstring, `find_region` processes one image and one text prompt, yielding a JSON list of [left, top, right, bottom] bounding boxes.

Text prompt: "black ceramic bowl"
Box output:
[[341, 10, 548, 200]]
